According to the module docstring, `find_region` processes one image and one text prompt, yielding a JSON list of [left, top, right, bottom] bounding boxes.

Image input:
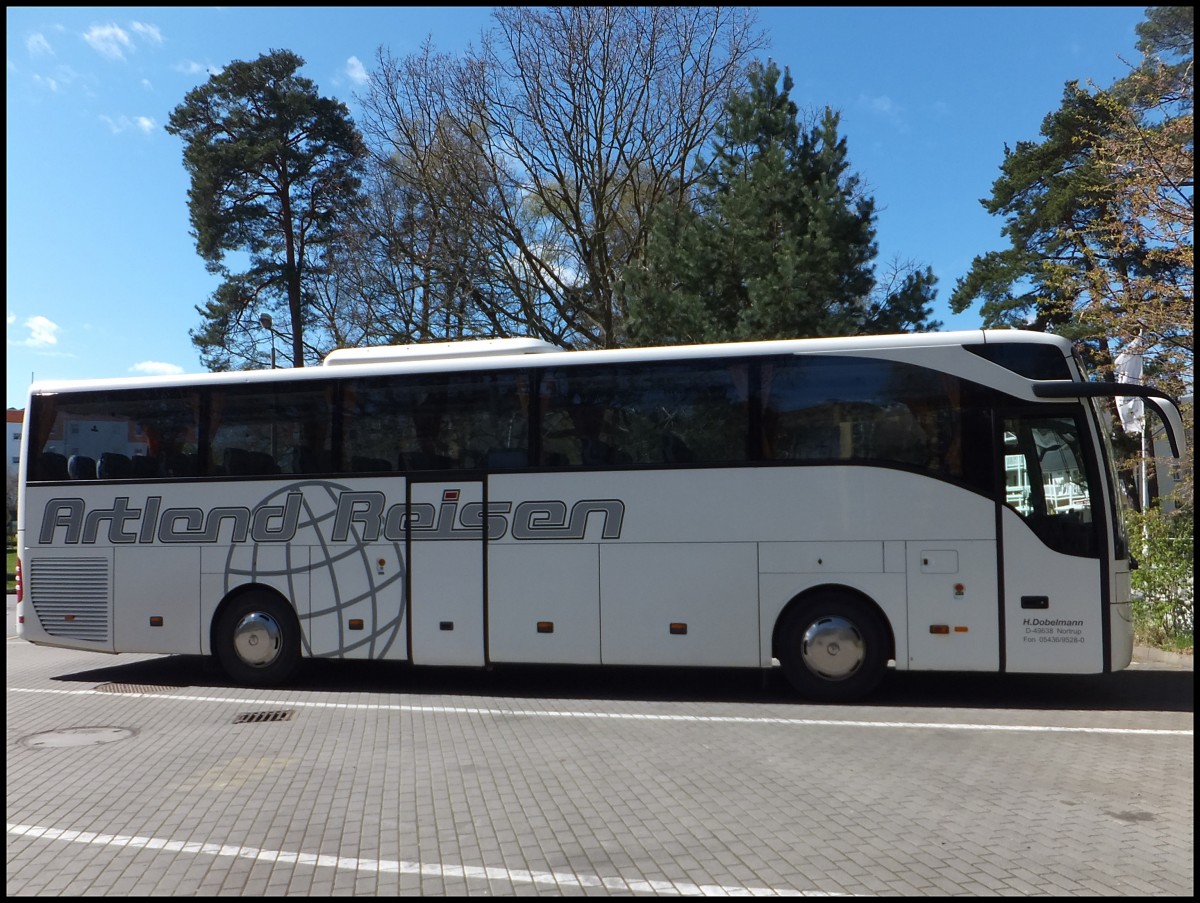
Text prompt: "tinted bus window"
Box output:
[[342, 370, 530, 473], [27, 388, 201, 481], [538, 360, 751, 467], [208, 383, 336, 477], [965, 342, 1073, 380], [762, 356, 973, 482], [1002, 413, 1099, 557]]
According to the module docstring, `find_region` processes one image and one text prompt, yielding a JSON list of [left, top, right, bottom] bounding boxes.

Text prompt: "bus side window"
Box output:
[[97, 451, 133, 479], [210, 383, 332, 479], [130, 454, 158, 478], [762, 356, 975, 479], [1002, 414, 1098, 557], [37, 452, 69, 481], [539, 368, 622, 467], [164, 453, 200, 478], [290, 448, 334, 475], [68, 455, 97, 480]]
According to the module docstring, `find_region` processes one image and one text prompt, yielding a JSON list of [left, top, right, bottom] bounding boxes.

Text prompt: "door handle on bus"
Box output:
[[1020, 595, 1049, 609]]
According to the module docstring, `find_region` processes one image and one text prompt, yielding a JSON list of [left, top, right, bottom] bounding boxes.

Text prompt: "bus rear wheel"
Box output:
[[779, 594, 888, 702], [214, 591, 300, 686]]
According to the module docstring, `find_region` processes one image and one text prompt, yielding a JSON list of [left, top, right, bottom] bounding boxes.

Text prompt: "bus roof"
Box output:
[[26, 329, 1074, 397]]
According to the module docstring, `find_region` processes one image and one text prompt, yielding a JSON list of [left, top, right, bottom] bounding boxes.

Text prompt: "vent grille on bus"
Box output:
[[28, 558, 111, 643]]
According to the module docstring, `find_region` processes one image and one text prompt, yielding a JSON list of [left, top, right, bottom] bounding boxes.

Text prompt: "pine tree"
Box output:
[[166, 50, 367, 370], [623, 60, 937, 345]]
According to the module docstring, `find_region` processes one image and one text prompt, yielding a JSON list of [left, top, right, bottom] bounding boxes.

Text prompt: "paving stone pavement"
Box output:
[[7, 598, 1194, 896]]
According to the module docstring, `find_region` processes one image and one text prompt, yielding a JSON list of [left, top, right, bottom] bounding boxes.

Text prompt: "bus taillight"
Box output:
[[15, 556, 21, 605]]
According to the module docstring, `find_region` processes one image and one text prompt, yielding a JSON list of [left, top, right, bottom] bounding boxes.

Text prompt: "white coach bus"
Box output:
[[16, 331, 1186, 701]]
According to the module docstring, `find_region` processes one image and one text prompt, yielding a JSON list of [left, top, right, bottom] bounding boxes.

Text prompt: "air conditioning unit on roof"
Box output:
[[322, 337, 559, 366]]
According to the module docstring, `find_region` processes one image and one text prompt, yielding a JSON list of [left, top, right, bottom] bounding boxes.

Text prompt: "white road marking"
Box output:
[[6, 821, 828, 895], [8, 686, 1192, 735]]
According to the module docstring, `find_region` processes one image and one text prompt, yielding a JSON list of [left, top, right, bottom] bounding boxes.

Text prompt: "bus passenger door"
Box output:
[[999, 411, 1107, 673], [407, 479, 486, 666]]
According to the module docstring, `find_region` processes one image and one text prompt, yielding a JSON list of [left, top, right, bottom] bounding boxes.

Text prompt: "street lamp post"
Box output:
[[259, 314, 277, 369]]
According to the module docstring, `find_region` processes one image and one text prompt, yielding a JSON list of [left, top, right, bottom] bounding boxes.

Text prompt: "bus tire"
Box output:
[[778, 593, 888, 702], [214, 591, 300, 687]]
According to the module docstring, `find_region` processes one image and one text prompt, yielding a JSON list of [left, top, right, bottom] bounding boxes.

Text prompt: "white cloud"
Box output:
[[129, 22, 164, 46], [20, 316, 60, 347], [6, 313, 15, 326], [29, 64, 85, 95], [864, 94, 896, 115], [859, 93, 906, 131], [26, 33, 53, 58], [130, 361, 184, 376], [176, 60, 222, 78], [83, 24, 134, 61], [32, 72, 61, 92], [98, 114, 157, 135], [346, 56, 368, 85]]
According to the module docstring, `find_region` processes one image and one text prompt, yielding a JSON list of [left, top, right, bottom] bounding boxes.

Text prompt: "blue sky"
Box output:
[[5, 6, 1151, 409]]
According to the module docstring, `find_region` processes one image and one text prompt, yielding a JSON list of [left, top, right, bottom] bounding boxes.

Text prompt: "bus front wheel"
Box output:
[[214, 591, 300, 686], [778, 594, 888, 702]]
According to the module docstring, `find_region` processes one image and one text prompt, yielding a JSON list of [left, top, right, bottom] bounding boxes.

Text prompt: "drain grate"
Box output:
[[232, 710, 294, 724], [94, 682, 184, 694]]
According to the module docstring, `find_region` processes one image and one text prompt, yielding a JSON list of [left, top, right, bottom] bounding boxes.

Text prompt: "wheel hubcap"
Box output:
[[232, 612, 283, 668], [801, 615, 865, 680]]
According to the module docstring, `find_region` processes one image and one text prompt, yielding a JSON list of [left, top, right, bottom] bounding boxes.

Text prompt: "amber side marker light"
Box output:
[[929, 624, 949, 634], [149, 617, 164, 627], [669, 622, 688, 635]]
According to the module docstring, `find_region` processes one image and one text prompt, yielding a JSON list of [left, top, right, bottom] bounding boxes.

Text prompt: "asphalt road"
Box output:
[[7, 595, 1193, 896]]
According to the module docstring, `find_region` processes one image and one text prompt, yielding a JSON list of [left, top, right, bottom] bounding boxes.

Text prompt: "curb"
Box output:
[[1133, 644, 1194, 670]]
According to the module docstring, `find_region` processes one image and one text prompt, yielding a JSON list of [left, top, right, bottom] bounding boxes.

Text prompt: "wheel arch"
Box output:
[[771, 584, 896, 663]]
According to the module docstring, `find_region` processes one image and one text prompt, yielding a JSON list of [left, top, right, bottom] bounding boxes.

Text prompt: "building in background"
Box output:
[[7, 409, 23, 478]]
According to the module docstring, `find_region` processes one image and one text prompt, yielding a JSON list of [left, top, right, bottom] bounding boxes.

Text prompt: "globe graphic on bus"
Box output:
[[222, 480, 407, 658]]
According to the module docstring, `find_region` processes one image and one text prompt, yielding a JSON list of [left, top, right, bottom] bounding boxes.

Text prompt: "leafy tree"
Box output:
[[946, 82, 1129, 340], [1080, 9, 1193, 518], [949, 7, 1192, 386], [1067, 10, 1193, 398], [623, 61, 939, 345], [166, 49, 367, 369], [356, 7, 765, 349], [330, 63, 522, 348], [949, 7, 1193, 516], [1127, 503, 1194, 648]]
